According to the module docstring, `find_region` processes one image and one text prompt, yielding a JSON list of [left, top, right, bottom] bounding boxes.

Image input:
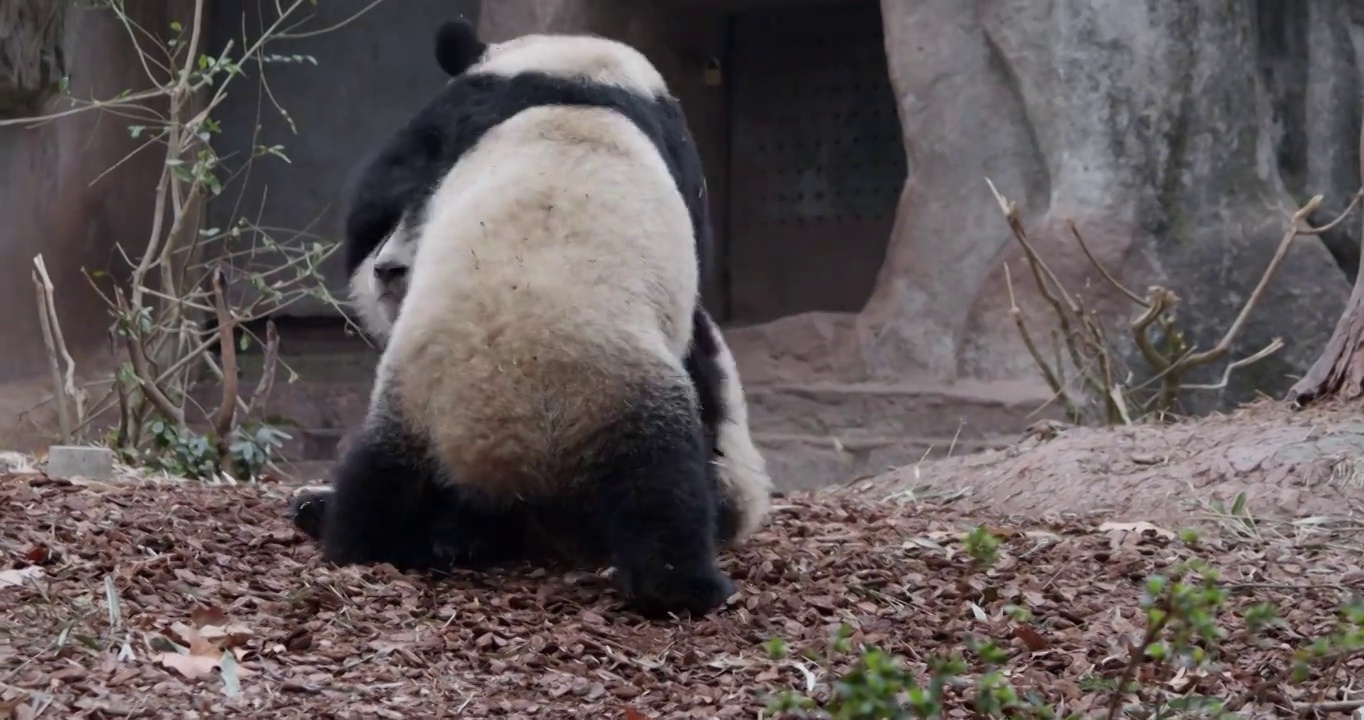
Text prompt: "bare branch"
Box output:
[[32, 254, 88, 442], [244, 320, 281, 417], [1130, 287, 1178, 372], [210, 267, 239, 474], [1295, 189, 1363, 236], [1004, 263, 1079, 420], [988, 177, 1299, 424], [1172, 196, 1322, 372], [0, 88, 171, 128], [1067, 220, 1145, 306], [114, 287, 184, 426], [32, 268, 71, 442], [985, 178, 1106, 400], [1181, 339, 1286, 391]]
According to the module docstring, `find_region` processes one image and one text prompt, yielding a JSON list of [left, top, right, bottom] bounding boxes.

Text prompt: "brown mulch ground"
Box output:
[[2, 471, 1363, 718]]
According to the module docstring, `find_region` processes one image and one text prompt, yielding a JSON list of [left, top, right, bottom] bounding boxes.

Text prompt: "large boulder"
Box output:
[[858, 0, 1353, 415]]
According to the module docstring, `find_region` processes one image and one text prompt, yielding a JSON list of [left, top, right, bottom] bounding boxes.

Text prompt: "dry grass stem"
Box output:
[[985, 178, 1327, 425]]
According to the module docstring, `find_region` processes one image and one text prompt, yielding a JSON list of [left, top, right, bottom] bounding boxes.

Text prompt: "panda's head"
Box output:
[[347, 215, 421, 342], [432, 18, 670, 98]]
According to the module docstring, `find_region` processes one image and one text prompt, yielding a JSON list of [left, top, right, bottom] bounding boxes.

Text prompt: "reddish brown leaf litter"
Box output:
[[2, 472, 1363, 718]]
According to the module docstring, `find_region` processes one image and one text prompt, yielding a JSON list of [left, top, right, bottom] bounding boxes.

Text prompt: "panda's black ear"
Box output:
[[434, 18, 486, 77]]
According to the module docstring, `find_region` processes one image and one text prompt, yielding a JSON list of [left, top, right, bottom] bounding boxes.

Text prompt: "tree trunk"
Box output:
[[1286, 258, 1364, 404], [1287, 101, 1364, 406]]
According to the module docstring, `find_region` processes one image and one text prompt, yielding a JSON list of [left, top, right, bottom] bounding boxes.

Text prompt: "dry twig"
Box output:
[[985, 177, 1331, 425], [209, 268, 238, 475], [31, 254, 86, 442]]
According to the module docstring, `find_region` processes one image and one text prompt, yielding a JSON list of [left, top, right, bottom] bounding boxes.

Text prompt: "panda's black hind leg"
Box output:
[[321, 415, 443, 572], [585, 392, 735, 619], [319, 410, 532, 573]]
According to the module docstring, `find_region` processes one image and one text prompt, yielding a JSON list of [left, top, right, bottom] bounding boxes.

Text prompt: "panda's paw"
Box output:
[[619, 566, 737, 620], [288, 486, 332, 541]]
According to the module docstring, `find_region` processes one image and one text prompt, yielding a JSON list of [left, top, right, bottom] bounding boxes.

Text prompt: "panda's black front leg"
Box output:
[[288, 485, 333, 541], [588, 401, 736, 619], [321, 416, 441, 572]]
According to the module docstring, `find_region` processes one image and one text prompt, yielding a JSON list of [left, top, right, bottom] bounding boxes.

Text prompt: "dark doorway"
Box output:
[[722, 0, 905, 326]]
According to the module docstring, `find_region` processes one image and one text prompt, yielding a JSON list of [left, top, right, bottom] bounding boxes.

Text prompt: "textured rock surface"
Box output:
[[728, 0, 1358, 418], [45, 445, 115, 480], [0, 0, 68, 114]]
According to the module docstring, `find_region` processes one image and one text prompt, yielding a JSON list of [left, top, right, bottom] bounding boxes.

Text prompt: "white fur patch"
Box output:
[[347, 226, 420, 344], [348, 248, 396, 342], [474, 33, 669, 98], [292, 484, 332, 497], [708, 325, 772, 543]]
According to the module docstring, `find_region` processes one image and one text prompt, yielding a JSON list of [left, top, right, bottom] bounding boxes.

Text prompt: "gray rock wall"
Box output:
[[736, 0, 1356, 415]]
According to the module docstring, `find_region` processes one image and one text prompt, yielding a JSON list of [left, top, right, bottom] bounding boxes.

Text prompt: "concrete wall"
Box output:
[[0, 1, 195, 448]]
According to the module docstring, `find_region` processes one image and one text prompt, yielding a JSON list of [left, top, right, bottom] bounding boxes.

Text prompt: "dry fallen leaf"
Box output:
[[155, 651, 257, 681], [1014, 625, 1048, 652], [0, 566, 43, 588], [4, 459, 1364, 716], [155, 653, 222, 681], [191, 604, 229, 628], [197, 623, 253, 649]]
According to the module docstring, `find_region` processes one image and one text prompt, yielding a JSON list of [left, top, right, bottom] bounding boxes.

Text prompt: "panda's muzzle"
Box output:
[[373, 260, 409, 300], [374, 260, 407, 286]]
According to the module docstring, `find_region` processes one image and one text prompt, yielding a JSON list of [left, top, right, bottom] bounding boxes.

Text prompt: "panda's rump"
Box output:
[[391, 338, 694, 501]]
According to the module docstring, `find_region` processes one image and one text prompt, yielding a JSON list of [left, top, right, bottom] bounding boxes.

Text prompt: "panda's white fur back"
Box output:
[[378, 105, 697, 497]]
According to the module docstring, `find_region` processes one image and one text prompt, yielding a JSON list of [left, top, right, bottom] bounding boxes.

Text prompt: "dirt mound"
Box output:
[[838, 400, 1364, 526], [2, 471, 1362, 717]]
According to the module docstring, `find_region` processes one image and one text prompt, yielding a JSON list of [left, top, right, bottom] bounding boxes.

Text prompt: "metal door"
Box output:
[[725, 0, 905, 325]]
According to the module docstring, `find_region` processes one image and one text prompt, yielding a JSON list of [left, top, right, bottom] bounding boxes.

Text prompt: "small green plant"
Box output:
[[762, 624, 1065, 720], [125, 418, 290, 481], [962, 525, 1002, 566]]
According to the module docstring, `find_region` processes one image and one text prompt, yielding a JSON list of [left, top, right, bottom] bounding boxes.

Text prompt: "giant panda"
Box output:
[[305, 19, 770, 618]]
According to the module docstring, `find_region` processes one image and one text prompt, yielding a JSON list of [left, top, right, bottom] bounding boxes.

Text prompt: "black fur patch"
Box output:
[[317, 404, 532, 573], [341, 69, 713, 288], [434, 19, 486, 78], [321, 387, 735, 619]]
